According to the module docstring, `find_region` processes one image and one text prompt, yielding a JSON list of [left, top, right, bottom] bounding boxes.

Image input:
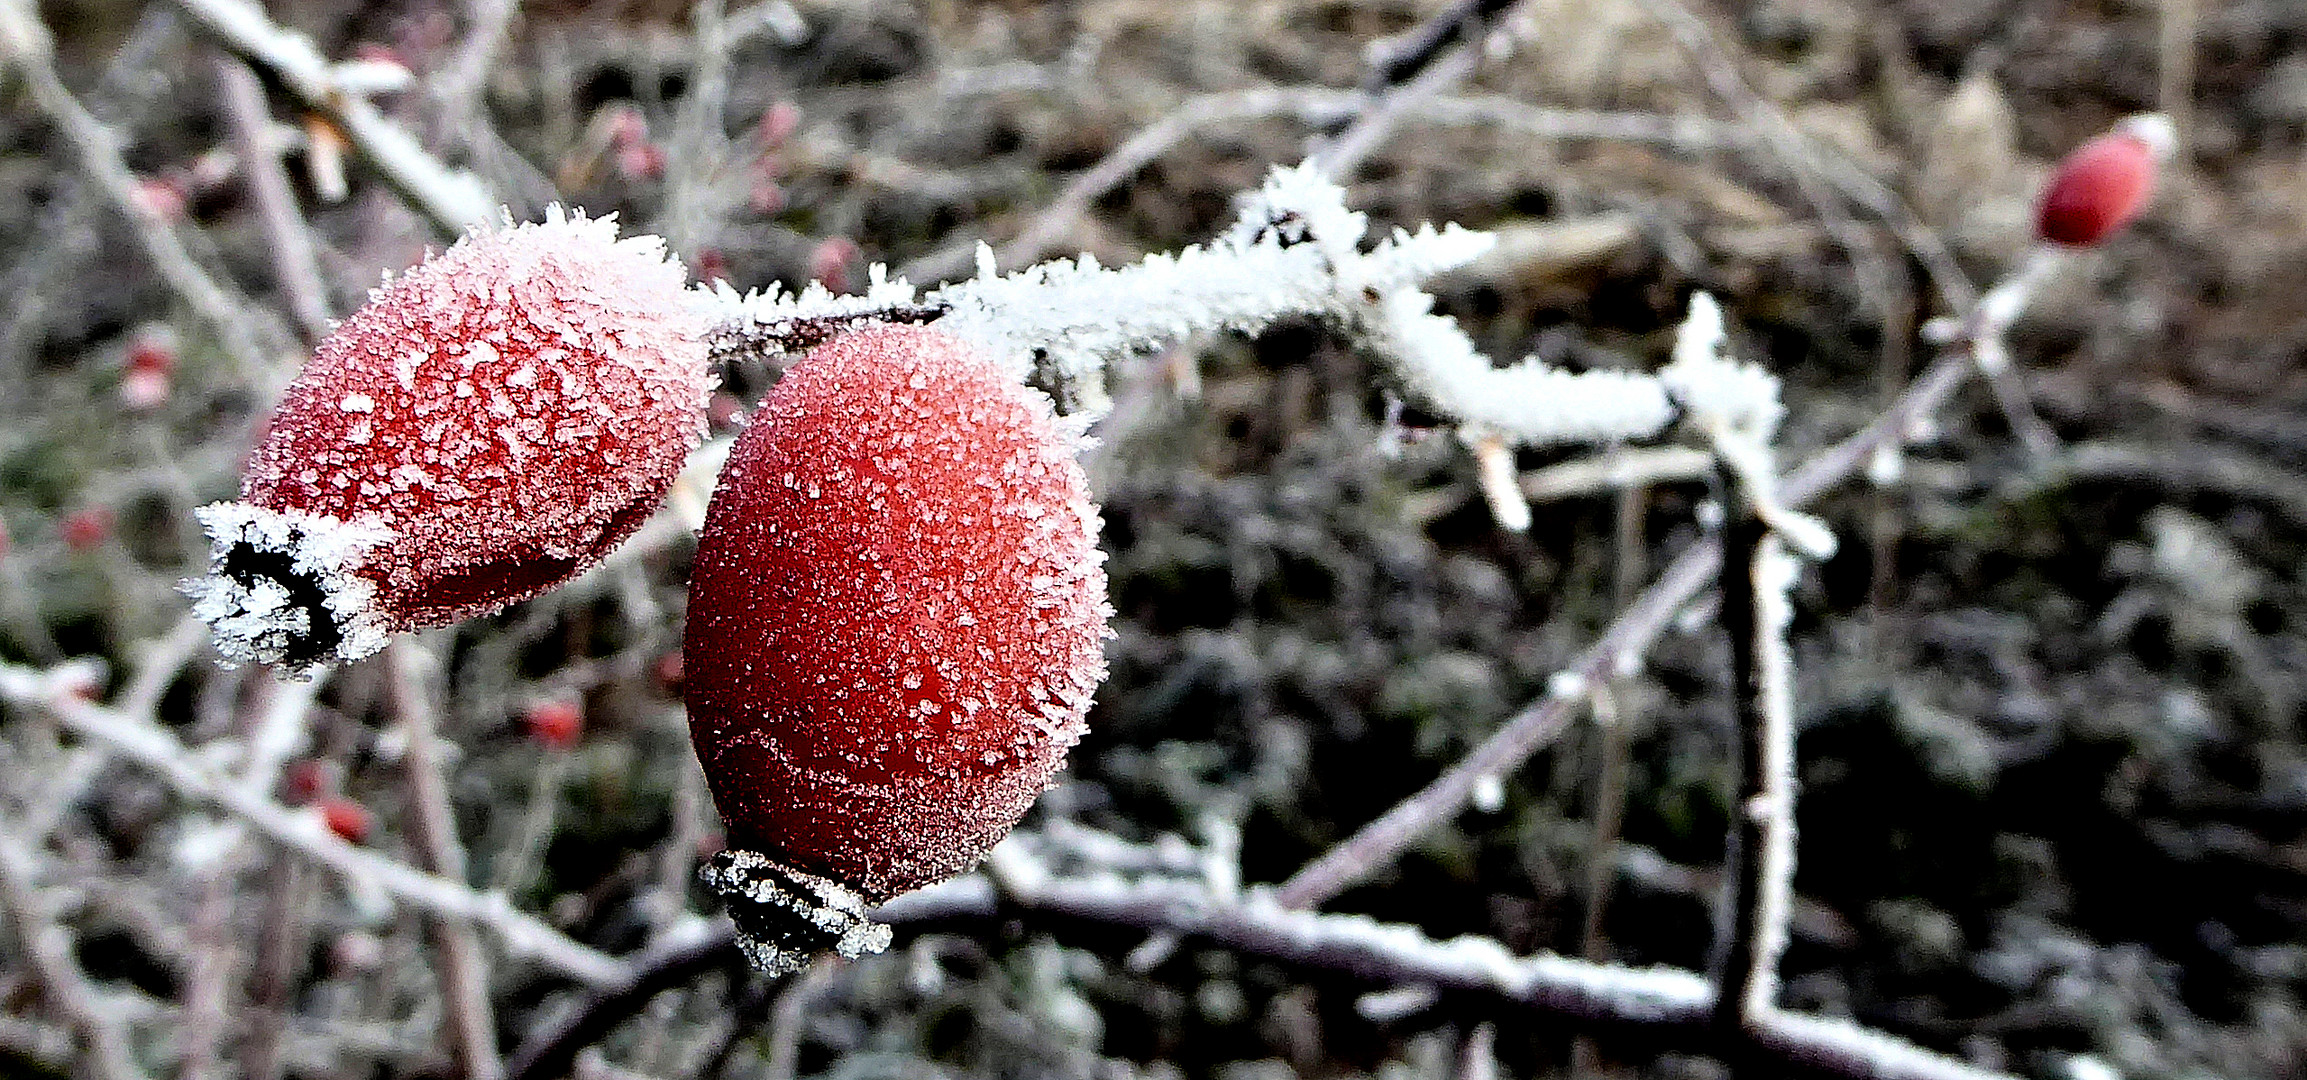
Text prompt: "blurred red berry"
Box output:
[[281, 758, 332, 805], [685, 325, 1111, 972], [61, 508, 110, 551], [757, 101, 801, 148], [524, 700, 584, 749], [188, 210, 714, 672], [121, 369, 170, 411], [135, 177, 186, 222], [654, 650, 685, 697], [807, 236, 860, 294], [615, 141, 666, 182], [748, 176, 787, 216], [2036, 114, 2174, 248], [695, 247, 730, 285], [319, 797, 372, 844]]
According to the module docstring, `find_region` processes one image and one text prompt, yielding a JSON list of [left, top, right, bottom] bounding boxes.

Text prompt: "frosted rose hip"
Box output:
[[685, 324, 1110, 974], [2036, 114, 2174, 248], [188, 210, 712, 673]]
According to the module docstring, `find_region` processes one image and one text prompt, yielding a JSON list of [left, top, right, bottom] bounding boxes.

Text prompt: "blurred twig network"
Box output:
[[0, 1, 2303, 1079]]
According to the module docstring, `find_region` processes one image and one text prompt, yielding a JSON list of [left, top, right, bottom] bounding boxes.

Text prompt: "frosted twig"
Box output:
[[0, 0, 275, 378], [1521, 446, 1711, 502], [0, 662, 629, 987], [512, 852, 2014, 1080], [166, 0, 496, 234], [212, 52, 333, 343], [1708, 456, 1800, 1029], [385, 640, 505, 1080], [0, 827, 150, 1080], [1280, 338, 1991, 909]]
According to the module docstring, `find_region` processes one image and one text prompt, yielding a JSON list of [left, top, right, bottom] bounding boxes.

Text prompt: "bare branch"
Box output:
[[0, 662, 629, 987]]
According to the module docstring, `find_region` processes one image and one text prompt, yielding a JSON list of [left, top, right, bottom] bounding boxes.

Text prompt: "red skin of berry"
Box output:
[[2036, 131, 2159, 247], [684, 326, 1110, 903], [61, 508, 111, 551], [281, 758, 333, 805], [320, 797, 373, 844], [239, 214, 711, 628], [525, 701, 584, 749]]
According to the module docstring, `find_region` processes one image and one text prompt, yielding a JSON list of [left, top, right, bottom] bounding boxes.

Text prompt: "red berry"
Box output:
[[757, 101, 801, 148], [189, 211, 713, 672], [684, 325, 1110, 973], [524, 700, 583, 749], [61, 508, 111, 551], [127, 331, 177, 376], [319, 797, 372, 844], [281, 758, 333, 804], [654, 649, 686, 697], [121, 368, 170, 411], [2036, 114, 2173, 248]]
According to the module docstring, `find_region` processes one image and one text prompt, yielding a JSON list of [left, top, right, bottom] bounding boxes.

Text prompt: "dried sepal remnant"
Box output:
[[2036, 114, 2174, 248], [685, 325, 1112, 970], [189, 209, 713, 673]]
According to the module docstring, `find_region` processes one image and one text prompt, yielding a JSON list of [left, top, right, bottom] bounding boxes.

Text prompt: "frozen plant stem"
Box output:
[[386, 640, 505, 1080], [0, 662, 627, 986], [1708, 458, 1798, 1033]]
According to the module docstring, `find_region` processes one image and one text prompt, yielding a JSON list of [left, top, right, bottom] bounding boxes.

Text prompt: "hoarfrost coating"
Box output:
[[188, 209, 713, 673], [685, 325, 1112, 911]]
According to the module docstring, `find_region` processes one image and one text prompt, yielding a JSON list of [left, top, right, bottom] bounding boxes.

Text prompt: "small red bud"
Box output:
[[127, 331, 177, 376], [654, 650, 685, 697], [2035, 114, 2174, 248], [61, 508, 111, 551], [807, 237, 860, 294], [121, 369, 170, 411], [319, 797, 372, 844], [614, 141, 666, 182], [685, 325, 1111, 973], [189, 210, 714, 673], [280, 758, 333, 805], [757, 102, 801, 148], [135, 177, 186, 222], [524, 700, 583, 749]]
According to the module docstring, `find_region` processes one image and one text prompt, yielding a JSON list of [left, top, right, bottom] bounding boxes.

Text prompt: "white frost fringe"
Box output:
[[184, 502, 395, 674]]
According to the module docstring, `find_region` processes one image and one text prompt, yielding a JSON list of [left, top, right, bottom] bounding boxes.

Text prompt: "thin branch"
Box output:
[[386, 640, 505, 1080], [0, 662, 629, 987], [1277, 337, 1981, 910], [167, 0, 497, 234], [1709, 456, 1798, 1029], [0, 828, 151, 1080], [0, 0, 276, 377], [510, 859, 2012, 1080], [212, 51, 332, 343]]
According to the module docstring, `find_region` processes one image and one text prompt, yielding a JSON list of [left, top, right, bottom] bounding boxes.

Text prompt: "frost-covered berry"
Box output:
[[187, 210, 712, 674], [2036, 114, 2174, 248], [684, 324, 1111, 974]]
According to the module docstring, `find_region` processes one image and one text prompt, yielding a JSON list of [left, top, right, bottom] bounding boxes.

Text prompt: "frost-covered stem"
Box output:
[[213, 52, 332, 343], [1274, 548, 1714, 909], [385, 640, 505, 1080], [432, 0, 522, 114], [490, 750, 570, 895], [167, 0, 496, 234], [174, 873, 235, 1080], [238, 859, 309, 1080], [1284, 332, 1984, 909], [0, 662, 629, 987], [0, 828, 150, 1080], [1708, 458, 1798, 1031], [1521, 446, 1711, 504], [0, 0, 275, 378], [1361, 0, 1517, 90]]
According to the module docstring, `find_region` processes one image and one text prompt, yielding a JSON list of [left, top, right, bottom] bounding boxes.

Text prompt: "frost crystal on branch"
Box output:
[[699, 165, 1680, 447]]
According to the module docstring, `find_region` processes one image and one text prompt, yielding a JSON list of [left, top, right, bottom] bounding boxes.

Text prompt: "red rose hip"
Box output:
[[684, 324, 1110, 974], [2035, 114, 2174, 248], [188, 210, 712, 673]]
